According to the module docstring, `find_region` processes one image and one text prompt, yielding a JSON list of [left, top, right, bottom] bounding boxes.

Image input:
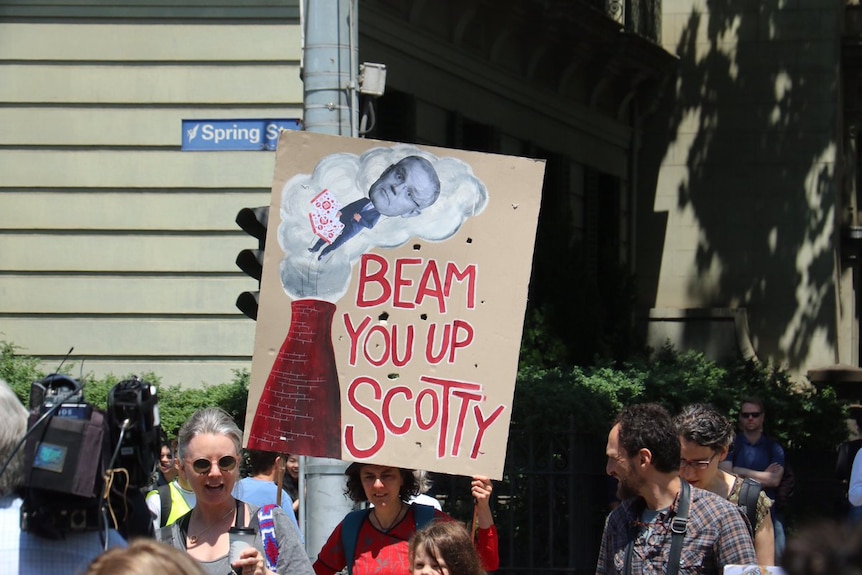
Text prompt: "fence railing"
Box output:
[[433, 427, 609, 575]]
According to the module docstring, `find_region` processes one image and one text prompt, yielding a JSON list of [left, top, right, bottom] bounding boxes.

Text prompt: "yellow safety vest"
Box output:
[[147, 481, 192, 527]]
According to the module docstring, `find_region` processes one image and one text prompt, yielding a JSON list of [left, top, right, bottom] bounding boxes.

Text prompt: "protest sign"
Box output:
[[245, 131, 544, 479]]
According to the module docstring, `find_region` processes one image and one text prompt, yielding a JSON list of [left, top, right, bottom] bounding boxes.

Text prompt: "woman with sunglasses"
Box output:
[[674, 403, 775, 565], [157, 408, 313, 575]]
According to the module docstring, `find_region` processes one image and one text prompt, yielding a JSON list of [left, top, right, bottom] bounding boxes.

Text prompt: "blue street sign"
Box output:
[[181, 119, 302, 151]]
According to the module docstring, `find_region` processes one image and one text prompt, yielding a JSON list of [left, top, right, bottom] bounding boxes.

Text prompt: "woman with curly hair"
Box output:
[[312, 463, 498, 575], [674, 403, 775, 565]]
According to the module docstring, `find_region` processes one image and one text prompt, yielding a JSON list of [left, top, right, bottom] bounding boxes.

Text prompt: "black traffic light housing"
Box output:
[[235, 206, 269, 320]]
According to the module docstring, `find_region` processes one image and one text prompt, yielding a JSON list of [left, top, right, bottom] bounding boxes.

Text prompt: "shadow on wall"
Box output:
[[637, 1, 840, 371]]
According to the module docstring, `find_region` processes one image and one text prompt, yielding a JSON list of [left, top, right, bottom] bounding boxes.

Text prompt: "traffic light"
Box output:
[[235, 206, 269, 320]]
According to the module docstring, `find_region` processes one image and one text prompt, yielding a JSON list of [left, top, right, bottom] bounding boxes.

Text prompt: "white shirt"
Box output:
[[368, 493, 442, 511], [408, 493, 442, 511]]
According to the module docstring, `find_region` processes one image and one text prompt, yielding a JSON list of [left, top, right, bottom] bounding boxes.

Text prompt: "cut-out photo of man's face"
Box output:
[[276, 144, 489, 303], [368, 156, 440, 218]]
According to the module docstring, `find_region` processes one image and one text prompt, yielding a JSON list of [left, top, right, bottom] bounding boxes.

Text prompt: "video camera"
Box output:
[[21, 373, 161, 538]]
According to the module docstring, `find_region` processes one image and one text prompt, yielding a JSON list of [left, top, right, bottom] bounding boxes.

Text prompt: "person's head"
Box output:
[[285, 454, 299, 481], [606, 403, 679, 500], [247, 449, 279, 475], [738, 397, 766, 433], [409, 520, 486, 575], [674, 403, 734, 488], [85, 539, 206, 575], [0, 379, 28, 497], [369, 155, 441, 218], [176, 407, 242, 505], [414, 470, 433, 495], [344, 462, 419, 505], [158, 438, 177, 478], [782, 520, 862, 575]]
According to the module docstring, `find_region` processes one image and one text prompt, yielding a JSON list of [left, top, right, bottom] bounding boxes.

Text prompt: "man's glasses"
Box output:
[[190, 455, 238, 475], [679, 453, 717, 470], [740, 411, 762, 419]]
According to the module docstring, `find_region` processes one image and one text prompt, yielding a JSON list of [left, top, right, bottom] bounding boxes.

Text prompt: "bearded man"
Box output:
[[596, 403, 756, 575]]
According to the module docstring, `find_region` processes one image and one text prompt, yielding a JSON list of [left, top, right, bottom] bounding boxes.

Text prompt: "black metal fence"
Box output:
[[433, 426, 609, 575]]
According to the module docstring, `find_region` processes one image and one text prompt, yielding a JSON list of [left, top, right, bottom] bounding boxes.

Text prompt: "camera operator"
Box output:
[[0, 378, 127, 573]]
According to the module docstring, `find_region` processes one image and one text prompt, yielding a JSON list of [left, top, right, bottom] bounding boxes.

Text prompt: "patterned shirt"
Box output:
[[596, 484, 757, 575]]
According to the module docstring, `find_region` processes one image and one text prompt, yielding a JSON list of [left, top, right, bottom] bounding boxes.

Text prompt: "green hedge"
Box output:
[[2, 339, 847, 451], [512, 342, 847, 452], [1, 340, 249, 439]]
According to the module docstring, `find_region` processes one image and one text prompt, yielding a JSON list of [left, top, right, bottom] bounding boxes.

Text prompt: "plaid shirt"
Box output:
[[596, 484, 756, 575]]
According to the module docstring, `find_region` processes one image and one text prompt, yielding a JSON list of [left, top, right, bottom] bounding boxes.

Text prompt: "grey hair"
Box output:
[[414, 469, 433, 494], [0, 379, 29, 495], [674, 403, 735, 450], [176, 407, 242, 461]]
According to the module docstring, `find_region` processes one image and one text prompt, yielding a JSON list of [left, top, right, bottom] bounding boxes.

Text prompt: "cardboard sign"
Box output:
[[244, 131, 544, 479]]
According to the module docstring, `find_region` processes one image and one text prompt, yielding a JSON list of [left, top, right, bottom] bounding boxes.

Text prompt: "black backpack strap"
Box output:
[[624, 539, 635, 575], [738, 478, 760, 536], [623, 505, 641, 575], [235, 498, 245, 527], [666, 480, 690, 575], [158, 483, 172, 527]]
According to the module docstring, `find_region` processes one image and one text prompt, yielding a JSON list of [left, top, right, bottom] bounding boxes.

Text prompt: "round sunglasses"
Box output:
[[190, 455, 238, 475]]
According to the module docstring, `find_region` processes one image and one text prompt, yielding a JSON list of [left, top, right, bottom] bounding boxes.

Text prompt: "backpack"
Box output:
[[157, 502, 281, 572], [737, 477, 762, 536], [341, 504, 436, 575]]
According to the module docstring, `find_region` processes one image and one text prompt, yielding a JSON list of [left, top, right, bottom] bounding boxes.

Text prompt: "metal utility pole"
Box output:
[[299, 0, 359, 559], [302, 0, 359, 137]]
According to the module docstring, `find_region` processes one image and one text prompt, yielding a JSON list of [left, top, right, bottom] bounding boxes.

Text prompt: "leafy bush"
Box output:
[[512, 342, 846, 452], [4, 336, 843, 450], [154, 370, 250, 438], [0, 339, 250, 439], [1, 340, 45, 404]]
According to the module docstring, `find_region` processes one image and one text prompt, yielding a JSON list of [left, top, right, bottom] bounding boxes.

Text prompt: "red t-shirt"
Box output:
[[313, 506, 499, 575]]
